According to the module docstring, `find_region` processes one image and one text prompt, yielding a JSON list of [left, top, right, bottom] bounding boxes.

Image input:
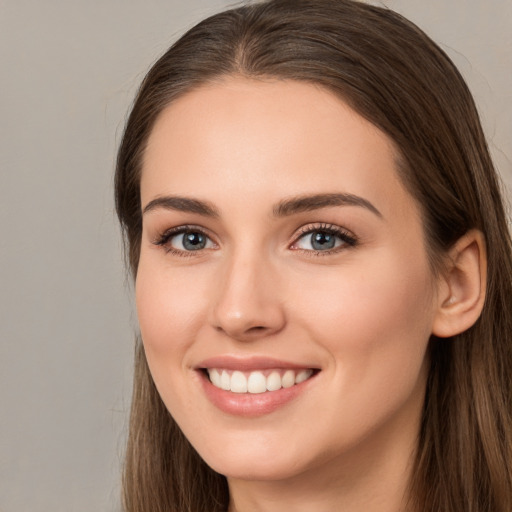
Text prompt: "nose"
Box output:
[[209, 250, 286, 342]]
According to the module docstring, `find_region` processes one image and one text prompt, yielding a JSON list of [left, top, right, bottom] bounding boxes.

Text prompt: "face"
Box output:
[[137, 77, 440, 483]]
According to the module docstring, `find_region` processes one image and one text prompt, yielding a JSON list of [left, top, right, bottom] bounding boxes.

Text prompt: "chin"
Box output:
[[183, 429, 285, 479], [189, 428, 324, 483], [207, 453, 304, 482]]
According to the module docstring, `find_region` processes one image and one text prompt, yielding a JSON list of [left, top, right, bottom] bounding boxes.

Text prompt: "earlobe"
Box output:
[[432, 229, 487, 338]]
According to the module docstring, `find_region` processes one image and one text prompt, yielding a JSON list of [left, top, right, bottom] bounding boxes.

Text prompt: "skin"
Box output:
[[136, 77, 450, 512]]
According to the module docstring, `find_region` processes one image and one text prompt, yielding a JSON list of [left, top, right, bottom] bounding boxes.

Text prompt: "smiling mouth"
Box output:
[[205, 368, 316, 394]]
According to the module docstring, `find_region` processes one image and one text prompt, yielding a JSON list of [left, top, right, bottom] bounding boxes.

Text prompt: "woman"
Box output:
[[115, 0, 512, 510]]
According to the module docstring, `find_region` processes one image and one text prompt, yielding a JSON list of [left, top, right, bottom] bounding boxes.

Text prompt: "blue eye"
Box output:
[[293, 226, 357, 252], [155, 227, 215, 253], [175, 232, 209, 250]]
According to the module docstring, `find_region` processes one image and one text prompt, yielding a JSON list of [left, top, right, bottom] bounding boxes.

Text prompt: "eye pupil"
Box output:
[[311, 231, 335, 250], [183, 232, 206, 250]]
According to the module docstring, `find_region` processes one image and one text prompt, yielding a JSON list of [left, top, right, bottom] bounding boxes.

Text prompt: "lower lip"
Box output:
[[199, 370, 317, 417]]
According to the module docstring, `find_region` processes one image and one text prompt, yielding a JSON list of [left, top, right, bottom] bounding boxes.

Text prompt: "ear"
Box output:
[[432, 229, 487, 338]]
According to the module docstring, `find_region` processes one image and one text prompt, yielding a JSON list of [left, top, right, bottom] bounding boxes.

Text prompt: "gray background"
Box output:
[[1, 1, 510, 511]]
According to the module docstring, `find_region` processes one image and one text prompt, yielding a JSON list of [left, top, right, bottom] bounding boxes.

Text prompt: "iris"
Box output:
[[182, 232, 207, 250], [310, 231, 336, 250]]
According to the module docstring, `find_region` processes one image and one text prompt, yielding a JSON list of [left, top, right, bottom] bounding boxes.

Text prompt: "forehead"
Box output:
[[141, 77, 416, 221]]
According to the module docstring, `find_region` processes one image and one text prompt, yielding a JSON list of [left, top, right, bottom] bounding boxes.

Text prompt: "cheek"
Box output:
[[135, 256, 210, 358], [134, 256, 216, 420], [293, 251, 434, 394]]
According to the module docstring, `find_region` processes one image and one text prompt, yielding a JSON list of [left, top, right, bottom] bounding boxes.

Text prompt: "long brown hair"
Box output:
[[115, 1, 512, 510]]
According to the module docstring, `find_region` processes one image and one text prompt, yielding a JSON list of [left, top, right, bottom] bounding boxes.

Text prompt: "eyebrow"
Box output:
[[274, 193, 382, 218], [143, 196, 220, 217], [142, 192, 382, 219]]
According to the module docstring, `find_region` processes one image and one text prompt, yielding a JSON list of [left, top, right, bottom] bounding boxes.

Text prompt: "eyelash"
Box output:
[[152, 223, 358, 257], [291, 223, 358, 256], [153, 225, 215, 257]]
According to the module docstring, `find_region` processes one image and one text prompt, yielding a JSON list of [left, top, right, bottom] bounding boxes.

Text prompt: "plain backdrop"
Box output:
[[0, 1, 510, 511]]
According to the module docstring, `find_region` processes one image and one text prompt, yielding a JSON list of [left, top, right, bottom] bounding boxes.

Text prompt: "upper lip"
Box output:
[[196, 355, 319, 372]]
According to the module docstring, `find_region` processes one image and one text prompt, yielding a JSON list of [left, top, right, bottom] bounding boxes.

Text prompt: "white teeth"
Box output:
[[295, 369, 313, 384], [220, 370, 230, 391], [281, 370, 295, 388], [209, 368, 221, 388], [266, 371, 282, 391], [207, 368, 315, 393], [247, 371, 267, 394], [230, 371, 247, 393]]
